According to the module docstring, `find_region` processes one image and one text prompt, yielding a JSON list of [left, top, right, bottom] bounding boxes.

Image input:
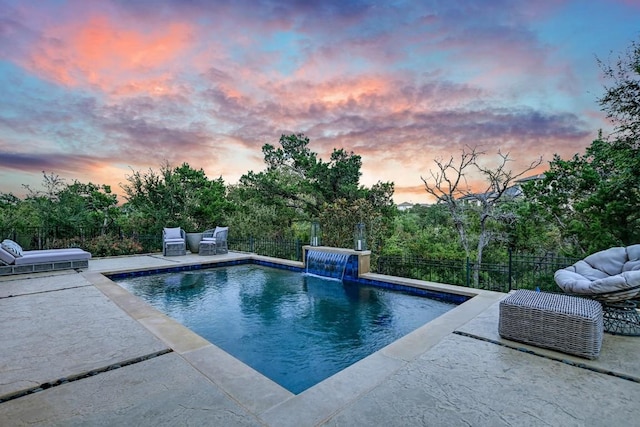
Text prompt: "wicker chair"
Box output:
[[554, 244, 640, 335], [162, 227, 186, 256], [199, 226, 228, 255]]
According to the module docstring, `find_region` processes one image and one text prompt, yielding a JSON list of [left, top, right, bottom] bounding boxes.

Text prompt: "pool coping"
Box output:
[[87, 252, 505, 424]]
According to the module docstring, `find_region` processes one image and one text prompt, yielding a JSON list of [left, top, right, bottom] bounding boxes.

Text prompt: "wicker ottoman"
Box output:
[[499, 290, 603, 359], [164, 242, 186, 256], [199, 240, 216, 256]]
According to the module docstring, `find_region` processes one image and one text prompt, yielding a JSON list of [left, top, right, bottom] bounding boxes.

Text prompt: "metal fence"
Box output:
[[2, 227, 578, 292], [228, 237, 303, 261], [376, 252, 580, 293], [0, 226, 163, 255], [376, 255, 467, 287]]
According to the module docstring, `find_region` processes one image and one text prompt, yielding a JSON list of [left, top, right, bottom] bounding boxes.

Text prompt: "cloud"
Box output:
[[7, 6, 195, 97], [0, 0, 635, 203]]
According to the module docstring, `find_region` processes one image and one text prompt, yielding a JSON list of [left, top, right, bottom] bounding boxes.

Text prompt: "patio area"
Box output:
[[1, 252, 639, 426]]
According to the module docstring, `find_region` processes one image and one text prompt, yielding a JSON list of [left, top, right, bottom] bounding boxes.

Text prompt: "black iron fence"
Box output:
[[376, 255, 467, 287], [2, 226, 578, 292], [228, 237, 303, 262], [376, 252, 580, 293], [0, 226, 162, 255]]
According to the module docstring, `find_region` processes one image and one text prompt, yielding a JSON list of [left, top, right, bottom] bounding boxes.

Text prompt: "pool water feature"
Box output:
[[305, 249, 349, 279], [114, 264, 457, 394]]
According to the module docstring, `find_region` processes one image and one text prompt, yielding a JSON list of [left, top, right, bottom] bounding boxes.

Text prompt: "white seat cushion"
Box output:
[[14, 248, 91, 265], [164, 227, 183, 239], [164, 238, 185, 244]]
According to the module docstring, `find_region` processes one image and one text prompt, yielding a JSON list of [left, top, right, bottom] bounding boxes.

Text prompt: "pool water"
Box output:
[[115, 264, 457, 394]]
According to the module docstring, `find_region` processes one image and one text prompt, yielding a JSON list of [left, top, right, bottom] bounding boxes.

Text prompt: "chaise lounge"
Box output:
[[0, 239, 92, 276]]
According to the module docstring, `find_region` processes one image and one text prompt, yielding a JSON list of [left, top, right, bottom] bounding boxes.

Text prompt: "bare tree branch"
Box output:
[[421, 146, 543, 286]]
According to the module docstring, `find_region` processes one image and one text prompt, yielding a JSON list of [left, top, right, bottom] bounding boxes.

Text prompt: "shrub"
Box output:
[[84, 235, 144, 257]]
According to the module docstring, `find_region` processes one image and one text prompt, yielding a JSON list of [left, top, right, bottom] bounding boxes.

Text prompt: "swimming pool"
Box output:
[[114, 264, 458, 394]]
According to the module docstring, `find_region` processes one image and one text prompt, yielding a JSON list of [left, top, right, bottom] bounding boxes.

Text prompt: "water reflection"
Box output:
[[114, 264, 456, 394]]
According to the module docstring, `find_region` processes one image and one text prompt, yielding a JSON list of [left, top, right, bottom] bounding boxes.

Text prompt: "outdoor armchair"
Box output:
[[162, 227, 186, 256], [199, 226, 228, 255]]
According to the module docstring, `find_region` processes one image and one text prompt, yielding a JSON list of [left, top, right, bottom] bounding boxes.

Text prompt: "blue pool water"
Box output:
[[114, 264, 457, 394]]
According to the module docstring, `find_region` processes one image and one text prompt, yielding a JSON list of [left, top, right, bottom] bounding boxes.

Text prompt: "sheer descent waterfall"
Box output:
[[306, 250, 350, 280]]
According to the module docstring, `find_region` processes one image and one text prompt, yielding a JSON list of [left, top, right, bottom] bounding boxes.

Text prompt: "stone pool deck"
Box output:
[[1, 252, 639, 426]]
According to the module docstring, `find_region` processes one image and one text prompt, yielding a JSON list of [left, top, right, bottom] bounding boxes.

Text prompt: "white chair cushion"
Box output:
[[555, 245, 640, 301], [627, 244, 640, 261], [583, 246, 627, 276], [164, 227, 183, 239], [164, 238, 185, 244], [14, 248, 91, 265]]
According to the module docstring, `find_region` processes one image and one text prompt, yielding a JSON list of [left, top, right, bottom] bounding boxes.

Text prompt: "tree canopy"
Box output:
[[240, 133, 364, 218], [236, 133, 395, 245], [120, 162, 230, 234]]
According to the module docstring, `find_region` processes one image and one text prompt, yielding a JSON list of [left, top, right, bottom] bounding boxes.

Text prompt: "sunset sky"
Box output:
[[0, 0, 638, 203]]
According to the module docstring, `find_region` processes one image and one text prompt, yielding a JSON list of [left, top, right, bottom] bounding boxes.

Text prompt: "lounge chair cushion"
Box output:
[[2, 239, 23, 257], [13, 248, 91, 265], [164, 238, 185, 243], [164, 227, 183, 239], [555, 245, 640, 300], [0, 246, 15, 265]]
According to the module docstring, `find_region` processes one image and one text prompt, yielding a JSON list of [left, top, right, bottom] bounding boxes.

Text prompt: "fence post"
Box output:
[[250, 236, 255, 253], [508, 248, 513, 292], [296, 239, 301, 261], [466, 257, 470, 288]]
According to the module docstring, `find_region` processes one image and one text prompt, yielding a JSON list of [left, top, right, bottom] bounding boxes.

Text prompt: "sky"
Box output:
[[0, 0, 638, 204]]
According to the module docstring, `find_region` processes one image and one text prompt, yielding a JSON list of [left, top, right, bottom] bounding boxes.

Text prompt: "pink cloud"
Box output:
[[24, 14, 195, 97]]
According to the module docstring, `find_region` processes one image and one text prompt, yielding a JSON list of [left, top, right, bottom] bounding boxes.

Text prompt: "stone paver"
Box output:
[[323, 333, 639, 427], [0, 271, 89, 298], [0, 276, 168, 398], [0, 353, 262, 427], [457, 296, 640, 381]]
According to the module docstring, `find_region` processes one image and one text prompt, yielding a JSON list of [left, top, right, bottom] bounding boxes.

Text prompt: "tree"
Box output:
[[421, 146, 542, 285], [121, 162, 230, 235], [525, 134, 640, 255], [225, 185, 295, 239], [597, 37, 640, 142], [20, 171, 67, 230], [0, 172, 121, 248], [238, 133, 396, 244], [382, 204, 462, 259], [318, 197, 388, 261], [240, 133, 365, 219], [56, 181, 119, 234], [0, 192, 25, 233], [20, 171, 118, 233]]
